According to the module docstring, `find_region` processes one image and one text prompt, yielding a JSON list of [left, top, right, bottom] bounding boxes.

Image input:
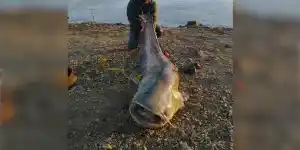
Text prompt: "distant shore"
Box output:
[[67, 17, 233, 28], [68, 21, 233, 34]]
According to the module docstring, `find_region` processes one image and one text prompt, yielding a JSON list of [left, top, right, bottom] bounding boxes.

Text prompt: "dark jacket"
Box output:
[[127, 0, 158, 26]]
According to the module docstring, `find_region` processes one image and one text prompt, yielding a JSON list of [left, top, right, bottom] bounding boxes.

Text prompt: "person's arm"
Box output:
[[150, 1, 158, 25], [127, 1, 141, 25]]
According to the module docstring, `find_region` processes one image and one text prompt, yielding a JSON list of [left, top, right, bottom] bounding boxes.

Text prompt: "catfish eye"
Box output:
[[144, 90, 151, 95]]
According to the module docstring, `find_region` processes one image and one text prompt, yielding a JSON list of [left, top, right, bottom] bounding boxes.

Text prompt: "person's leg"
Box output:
[[128, 23, 144, 74], [128, 24, 140, 49], [155, 24, 162, 38]]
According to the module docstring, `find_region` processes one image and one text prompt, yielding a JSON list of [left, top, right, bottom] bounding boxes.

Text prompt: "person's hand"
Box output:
[[140, 22, 145, 31], [145, 0, 151, 4], [139, 16, 146, 31]]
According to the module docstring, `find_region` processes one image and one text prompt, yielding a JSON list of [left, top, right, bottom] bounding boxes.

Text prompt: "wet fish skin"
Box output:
[[129, 14, 186, 128]]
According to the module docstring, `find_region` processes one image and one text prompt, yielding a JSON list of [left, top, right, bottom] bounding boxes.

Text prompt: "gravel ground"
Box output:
[[68, 23, 233, 150]]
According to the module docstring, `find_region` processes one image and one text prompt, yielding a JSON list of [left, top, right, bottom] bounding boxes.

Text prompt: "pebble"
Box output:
[[221, 96, 226, 101], [224, 44, 232, 48], [104, 144, 113, 150], [180, 141, 193, 150]]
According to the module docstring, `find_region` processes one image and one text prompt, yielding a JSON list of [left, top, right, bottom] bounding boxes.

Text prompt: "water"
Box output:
[[68, 0, 233, 28]]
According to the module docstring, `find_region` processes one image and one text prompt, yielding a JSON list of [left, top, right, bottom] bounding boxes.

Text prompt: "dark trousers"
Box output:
[[128, 24, 141, 49], [128, 24, 162, 49]]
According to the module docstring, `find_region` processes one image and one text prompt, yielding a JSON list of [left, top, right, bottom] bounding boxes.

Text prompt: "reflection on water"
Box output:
[[68, 0, 233, 27]]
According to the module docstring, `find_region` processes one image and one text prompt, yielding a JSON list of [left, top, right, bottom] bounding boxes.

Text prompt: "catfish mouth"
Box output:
[[129, 103, 167, 128]]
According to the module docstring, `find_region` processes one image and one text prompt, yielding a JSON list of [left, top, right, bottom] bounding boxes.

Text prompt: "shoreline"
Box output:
[[68, 22, 233, 36], [67, 21, 233, 30]]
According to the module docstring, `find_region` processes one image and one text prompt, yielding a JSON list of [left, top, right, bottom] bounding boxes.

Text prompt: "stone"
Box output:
[[212, 27, 225, 34], [224, 43, 232, 48], [186, 20, 200, 27], [180, 141, 193, 150]]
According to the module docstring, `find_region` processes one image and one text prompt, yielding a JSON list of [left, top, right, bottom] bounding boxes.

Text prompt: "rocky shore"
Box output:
[[68, 22, 233, 149]]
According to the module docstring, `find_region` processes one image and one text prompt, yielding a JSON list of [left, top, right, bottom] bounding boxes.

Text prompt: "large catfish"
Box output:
[[129, 14, 188, 128]]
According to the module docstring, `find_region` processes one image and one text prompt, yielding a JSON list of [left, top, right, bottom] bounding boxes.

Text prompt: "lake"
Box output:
[[68, 0, 233, 27], [1, 0, 299, 28]]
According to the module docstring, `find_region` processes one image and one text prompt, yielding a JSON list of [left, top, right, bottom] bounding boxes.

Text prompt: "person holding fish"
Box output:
[[127, 0, 162, 50]]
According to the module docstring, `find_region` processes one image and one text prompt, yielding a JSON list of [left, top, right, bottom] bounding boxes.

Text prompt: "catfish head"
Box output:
[[129, 63, 186, 128]]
